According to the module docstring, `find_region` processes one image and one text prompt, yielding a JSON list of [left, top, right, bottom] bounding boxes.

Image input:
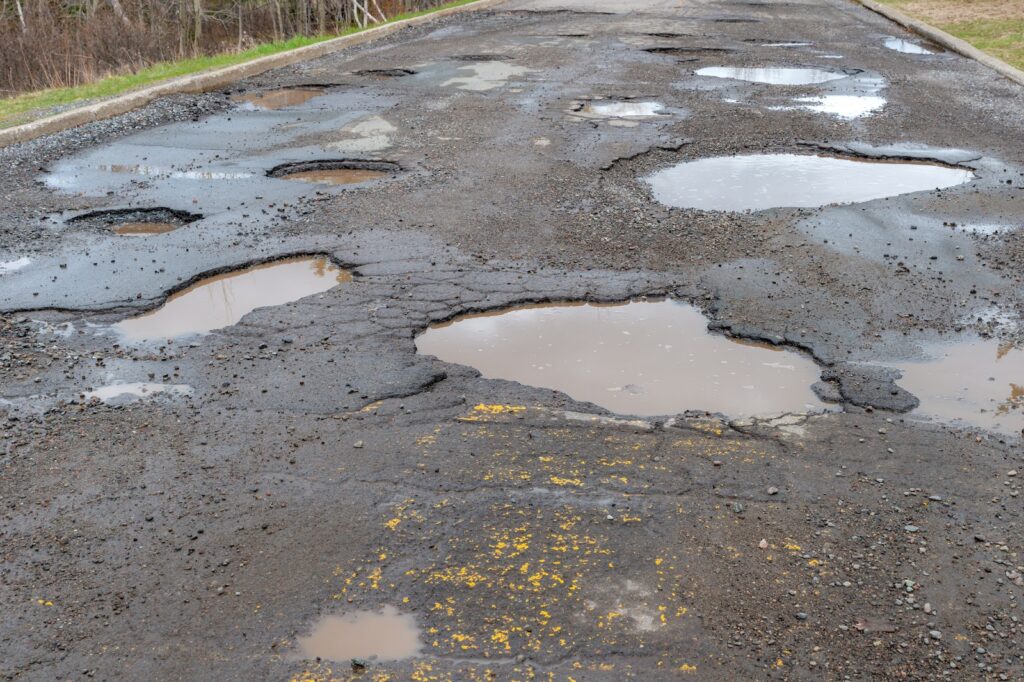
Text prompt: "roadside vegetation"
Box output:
[[0, 0, 475, 126], [879, 0, 1024, 69]]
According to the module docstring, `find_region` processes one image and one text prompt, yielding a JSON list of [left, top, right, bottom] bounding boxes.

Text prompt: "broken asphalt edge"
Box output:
[[0, 0, 508, 149], [854, 0, 1024, 89]]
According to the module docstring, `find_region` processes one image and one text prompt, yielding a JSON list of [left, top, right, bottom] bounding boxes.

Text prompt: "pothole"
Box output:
[[232, 87, 326, 110], [267, 159, 400, 186], [84, 382, 192, 404], [644, 154, 974, 212], [353, 68, 418, 78], [787, 94, 886, 119], [68, 208, 202, 235], [884, 37, 933, 55], [114, 256, 350, 342], [574, 100, 667, 119], [416, 299, 826, 418], [294, 606, 422, 663], [696, 66, 849, 85], [894, 338, 1024, 436], [645, 46, 734, 56], [450, 53, 513, 61]]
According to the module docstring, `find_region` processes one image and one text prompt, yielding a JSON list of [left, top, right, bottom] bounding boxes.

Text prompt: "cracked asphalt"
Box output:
[[2, 0, 1024, 679]]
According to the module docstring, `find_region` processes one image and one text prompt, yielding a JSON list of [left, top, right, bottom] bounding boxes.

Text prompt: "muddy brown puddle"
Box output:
[[295, 606, 422, 662], [280, 168, 388, 185], [114, 256, 349, 341], [113, 222, 179, 236], [895, 338, 1024, 435], [232, 88, 325, 110], [416, 300, 826, 418], [645, 154, 973, 211]]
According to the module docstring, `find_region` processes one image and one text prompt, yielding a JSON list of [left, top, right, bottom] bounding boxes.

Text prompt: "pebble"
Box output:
[[353, 440, 364, 448], [929, 630, 942, 640], [767, 486, 779, 495]]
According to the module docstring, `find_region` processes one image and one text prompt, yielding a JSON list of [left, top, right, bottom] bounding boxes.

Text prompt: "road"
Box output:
[[1, 0, 1023, 679]]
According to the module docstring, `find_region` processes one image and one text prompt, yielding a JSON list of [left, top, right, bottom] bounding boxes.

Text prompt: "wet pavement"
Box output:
[[1, 0, 1024, 680]]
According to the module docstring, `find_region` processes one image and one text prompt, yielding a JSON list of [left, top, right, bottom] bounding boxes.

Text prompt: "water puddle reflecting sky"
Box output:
[[114, 256, 350, 341], [645, 154, 973, 212], [295, 606, 422, 663], [697, 66, 848, 85], [895, 337, 1024, 435], [416, 300, 826, 418]]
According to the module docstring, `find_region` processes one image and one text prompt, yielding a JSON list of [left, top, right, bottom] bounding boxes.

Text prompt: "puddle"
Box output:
[[894, 338, 1024, 435], [884, 38, 932, 55], [450, 53, 512, 61], [113, 222, 179, 236], [789, 94, 886, 119], [68, 207, 203, 233], [85, 382, 192, 404], [442, 61, 530, 91], [645, 154, 973, 212], [232, 87, 326, 110], [91, 164, 253, 180], [416, 300, 825, 418], [0, 257, 31, 274], [696, 66, 848, 85], [268, 159, 399, 185], [295, 606, 422, 663], [114, 256, 350, 341], [582, 101, 665, 118], [354, 68, 417, 78]]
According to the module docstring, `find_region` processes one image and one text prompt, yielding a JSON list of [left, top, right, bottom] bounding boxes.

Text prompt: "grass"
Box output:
[[877, 0, 1024, 70], [0, 0, 482, 128]]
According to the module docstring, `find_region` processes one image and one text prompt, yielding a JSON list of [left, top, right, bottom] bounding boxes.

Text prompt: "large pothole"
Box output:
[[696, 66, 849, 85], [644, 153, 974, 212], [893, 337, 1024, 436], [114, 256, 350, 341], [416, 299, 826, 418], [232, 87, 326, 110], [267, 159, 401, 186], [68, 207, 203, 236], [294, 606, 422, 663]]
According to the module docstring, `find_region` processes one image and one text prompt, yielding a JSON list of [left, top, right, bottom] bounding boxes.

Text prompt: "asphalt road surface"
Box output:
[[1, 0, 1023, 679]]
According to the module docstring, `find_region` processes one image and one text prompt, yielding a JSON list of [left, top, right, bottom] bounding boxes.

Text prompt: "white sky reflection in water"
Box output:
[[646, 154, 973, 212]]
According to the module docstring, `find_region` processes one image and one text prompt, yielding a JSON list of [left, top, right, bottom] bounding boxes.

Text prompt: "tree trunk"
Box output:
[[192, 0, 202, 53], [14, 0, 26, 32]]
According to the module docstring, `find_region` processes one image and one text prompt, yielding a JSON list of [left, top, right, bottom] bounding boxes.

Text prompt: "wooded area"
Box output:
[[0, 0, 451, 95]]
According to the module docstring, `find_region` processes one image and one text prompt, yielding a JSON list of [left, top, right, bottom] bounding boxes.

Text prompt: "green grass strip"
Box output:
[[0, 0, 480, 127]]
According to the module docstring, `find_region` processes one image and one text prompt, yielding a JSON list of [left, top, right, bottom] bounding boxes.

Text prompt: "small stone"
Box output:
[[924, 603, 932, 614], [904, 525, 919, 533], [767, 486, 779, 495], [796, 612, 808, 621], [758, 538, 769, 549], [353, 440, 364, 449], [731, 502, 744, 514], [929, 630, 942, 640]]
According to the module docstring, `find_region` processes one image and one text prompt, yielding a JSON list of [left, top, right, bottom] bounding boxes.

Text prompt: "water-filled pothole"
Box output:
[[581, 101, 665, 118], [894, 338, 1024, 435], [697, 66, 848, 85], [354, 68, 418, 78], [232, 87, 326, 110], [85, 382, 192, 404], [267, 159, 400, 186], [884, 38, 933, 55], [450, 53, 513, 62], [645, 46, 734, 56], [114, 256, 350, 341], [788, 94, 886, 119], [416, 300, 826, 418], [295, 606, 422, 663], [645, 154, 974, 212], [68, 208, 202, 235]]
